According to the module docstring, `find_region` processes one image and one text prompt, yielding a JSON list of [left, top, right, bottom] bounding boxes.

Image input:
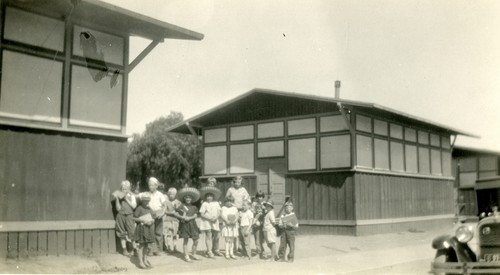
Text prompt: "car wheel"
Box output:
[[433, 249, 456, 275]]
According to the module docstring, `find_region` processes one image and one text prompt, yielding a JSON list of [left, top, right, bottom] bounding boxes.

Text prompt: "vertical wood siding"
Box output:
[[0, 127, 127, 222], [285, 173, 355, 221], [458, 188, 477, 216], [354, 173, 455, 220]]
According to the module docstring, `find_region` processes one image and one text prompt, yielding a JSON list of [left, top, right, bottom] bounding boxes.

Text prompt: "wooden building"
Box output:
[[0, 0, 202, 258], [169, 88, 476, 235], [453, 146, 500, 219]]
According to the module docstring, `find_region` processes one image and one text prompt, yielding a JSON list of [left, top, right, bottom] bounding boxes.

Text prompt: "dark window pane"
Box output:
[[230, 144, 254, 174], [479, 156, 496, 171], [355, 115, 371, 133], [356, 135, 372, 168], [418, 131, 429, 145], [0, 51, 62, 123], [405, 128, 417, 142], [390, 142, 404, 172], [258, 141, 284, 158], [205, 128, 226, 143], [390, 123, 403, 139], [73, 25, 124, 65], [431, 149, 442, 175], [418, 147, 430, 174], [374, 119, 388, 136], [230, 125, 254, 141], [204, 146, 227, 174], [69, 65, 122, 130], [258, 121, 283, 138], [441, 136, 451, 149], [4, 7, 64, 51], [459, 172, 477, 188], [405, 145, 418, 173], [288, 118, 316, 136], [430, 134, 440, 147], [374, 138, 389, 170], [442, 152, 452, 176], [320, 115, 348, 132], [288, 138, 316, 171], [479, 171, 496, 178], [460, 157, 477, 172], [320, 135, 351, 169]]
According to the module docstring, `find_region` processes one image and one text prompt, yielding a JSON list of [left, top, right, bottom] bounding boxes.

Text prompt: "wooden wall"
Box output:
[[0, 126, 127, 222], [354, 173, 455, 220], [457, 188, 477, 217], [285, 172, 355, 221]]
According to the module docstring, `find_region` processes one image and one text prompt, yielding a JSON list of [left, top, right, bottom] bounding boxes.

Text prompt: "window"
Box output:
[[430, 134, 440, 147], [258, 140, 284, 158], [374, 138, 389, 170], [442, 152, 452, 177], [288, 138, 316, 171], [389, 123, 403, 139], [204, 146, 227, 175], [356, 135, 372, 168], [479, 156, 497, 179], [405, 144, 418, 173], [418, 131, 429, 145], [4, 7, 64, 51], [320, 115, 348, 132], [459, 172, 477, 188], [320, 135, 351, 169], [69, 65, 122, 130], [390, 142, 404, 172], [288, 118, 316, 136], [441, 136, 451, 149], [431, 149, 442, 175], [204, 128, 227, 143], [418, 147, 430, 174], [0, 50, 63, 123], [374, 120, 388, 136], [230, 144, 254, 174], [73, 25, 124, 65], [230, 125, 254, 141], [356, 115, 371, 133], [404, 128, 417, 142], [460, 157, 477, 172], [258, 121, 284, 138]]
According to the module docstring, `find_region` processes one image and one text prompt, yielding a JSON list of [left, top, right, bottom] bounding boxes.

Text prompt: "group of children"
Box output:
[[112, 176, 298, 269]]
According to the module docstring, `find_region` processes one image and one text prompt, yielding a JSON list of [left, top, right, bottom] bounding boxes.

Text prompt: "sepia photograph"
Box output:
[[0, 0, 499, 274]]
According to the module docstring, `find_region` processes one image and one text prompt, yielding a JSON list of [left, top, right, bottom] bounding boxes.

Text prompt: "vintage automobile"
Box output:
[[430, 177, 500, 274]]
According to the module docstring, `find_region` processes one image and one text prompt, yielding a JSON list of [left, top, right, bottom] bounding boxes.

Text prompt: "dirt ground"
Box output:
[[0, 225, 452, 274]]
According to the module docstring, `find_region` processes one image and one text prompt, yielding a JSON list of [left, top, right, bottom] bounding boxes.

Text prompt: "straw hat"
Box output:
[[176, 187, 201, 202], [263, 200, 274, 208], [200, 186, 222, 200]]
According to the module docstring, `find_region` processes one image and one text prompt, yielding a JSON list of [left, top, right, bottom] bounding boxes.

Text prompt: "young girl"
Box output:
[[199, 186, 222, 258], [263, 201, 278, 261], [221, 196, 239, 259], [132, 194, 155, 269], [176, 187, 201, 262], [163, 187, 182, 254], [113, 180, 137, 256], [239, 201, 254, 260]]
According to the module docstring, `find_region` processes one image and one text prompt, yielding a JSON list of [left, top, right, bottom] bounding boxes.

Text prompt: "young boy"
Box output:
[[251, 191, 267, 258], [206, 177, 223, 256], [278, 201, 299, 263], [164, 187, 181, 254], [262, 201, 278, 261], [238, 201, 254, 259]]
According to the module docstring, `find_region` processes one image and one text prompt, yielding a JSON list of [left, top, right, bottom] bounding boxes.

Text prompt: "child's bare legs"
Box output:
[[204, 231, 213, 257], [191, 238, 200, 259], [120, 239, 128, 256], [267, 242, 276, 260], [183, 237, 190, 261], [143, 243, 153, 268], [224, 237, 233, 259]]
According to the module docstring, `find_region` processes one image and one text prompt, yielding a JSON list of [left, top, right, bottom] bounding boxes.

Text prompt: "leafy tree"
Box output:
[[126, 111, 201, 191]]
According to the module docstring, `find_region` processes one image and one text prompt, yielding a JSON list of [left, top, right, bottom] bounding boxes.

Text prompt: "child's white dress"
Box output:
[[221, 206, 239, 237]]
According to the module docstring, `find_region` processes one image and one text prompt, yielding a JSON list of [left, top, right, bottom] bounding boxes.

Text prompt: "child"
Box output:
[[206, 177, 223, 256], [140, 177, 166, 256], [238, 201, 254, 260], [163, 187, 182, 254], [113, 180, 137, 256], [176, 187, 201, 262], [251, 191, 267, 259], [199, 186, 222, 258], [262, 201, 278, 261], [278, 201, 299, 263], [132, 194, 155, 269], [221, 196, 239, 259]]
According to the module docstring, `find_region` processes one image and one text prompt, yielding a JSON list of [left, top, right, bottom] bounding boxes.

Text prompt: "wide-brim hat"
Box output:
[[200, 186, 222, 200], [176, 187, 201, 203], [263, 200, 274, 208]]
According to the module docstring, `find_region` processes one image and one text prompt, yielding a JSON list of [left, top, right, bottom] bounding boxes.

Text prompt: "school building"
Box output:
[[453, 146, 500, 219], [168, 87, 477, 235], [0, 0, 202, 257]]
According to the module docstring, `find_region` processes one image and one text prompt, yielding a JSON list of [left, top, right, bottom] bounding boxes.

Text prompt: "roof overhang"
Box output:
[[475, 177, 500, 190], [6, 0, 204, 41], [453, 145, 500, 157], [167, 88, 479, 138]]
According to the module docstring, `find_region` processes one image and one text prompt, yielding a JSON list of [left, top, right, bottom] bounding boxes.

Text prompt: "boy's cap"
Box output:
[[263, 200, 274, 208], [284, 201, 294, 206]]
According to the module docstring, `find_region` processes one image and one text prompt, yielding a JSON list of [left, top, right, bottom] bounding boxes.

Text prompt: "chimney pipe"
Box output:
[[335, 80, 341, 99]]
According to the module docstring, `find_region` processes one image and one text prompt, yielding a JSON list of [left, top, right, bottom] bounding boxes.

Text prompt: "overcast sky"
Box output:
[[104, 0, 500, 152]]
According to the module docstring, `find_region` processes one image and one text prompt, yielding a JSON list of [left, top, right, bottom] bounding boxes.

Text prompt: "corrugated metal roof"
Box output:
[[167, 88, 479, 137]]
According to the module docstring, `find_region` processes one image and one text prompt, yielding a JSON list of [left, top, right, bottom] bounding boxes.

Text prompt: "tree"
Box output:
[[126, 111, 201, 191]]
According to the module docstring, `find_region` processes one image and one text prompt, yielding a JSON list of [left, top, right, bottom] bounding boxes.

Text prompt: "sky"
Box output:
[[104, 0, 500, 152]]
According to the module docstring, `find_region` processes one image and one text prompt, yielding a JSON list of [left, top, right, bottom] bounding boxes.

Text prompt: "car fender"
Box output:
[[432, 235, 477, 262]]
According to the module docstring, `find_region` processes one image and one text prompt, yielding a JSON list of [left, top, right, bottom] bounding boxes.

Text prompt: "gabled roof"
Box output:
[[167, 88, 478, 138], [7, 0, 204, 41]]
